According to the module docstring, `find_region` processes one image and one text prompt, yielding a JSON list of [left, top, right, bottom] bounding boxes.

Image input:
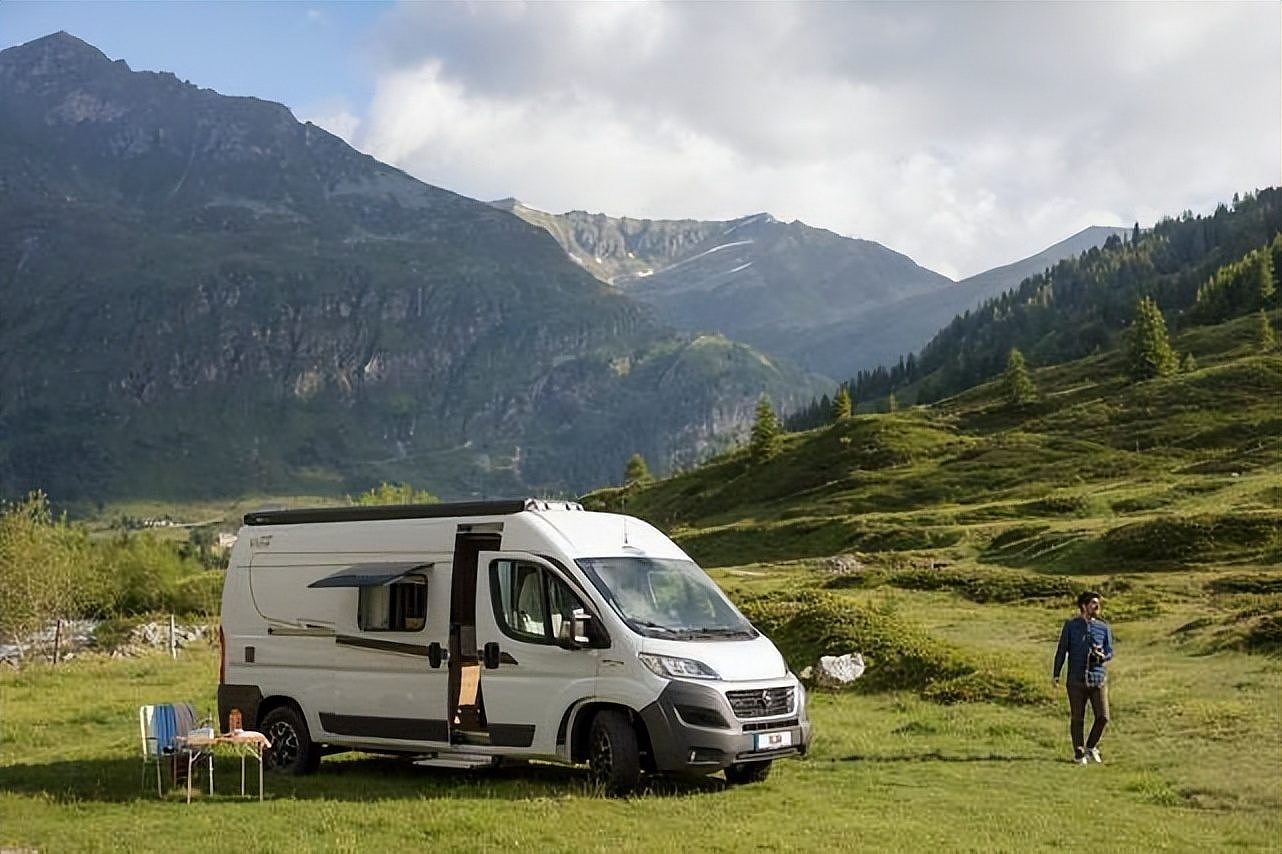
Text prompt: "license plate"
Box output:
[[754, 730, 792, 750]]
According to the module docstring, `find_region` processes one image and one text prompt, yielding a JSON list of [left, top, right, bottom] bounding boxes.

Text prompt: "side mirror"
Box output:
[[556, 608, 592, 650]]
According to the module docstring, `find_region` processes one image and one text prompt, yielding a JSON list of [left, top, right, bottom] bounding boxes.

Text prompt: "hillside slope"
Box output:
[[586, 311, 1281, 577]]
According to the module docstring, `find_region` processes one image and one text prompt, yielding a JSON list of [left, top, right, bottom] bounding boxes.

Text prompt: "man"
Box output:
[[1052, 590, 1114, 765]]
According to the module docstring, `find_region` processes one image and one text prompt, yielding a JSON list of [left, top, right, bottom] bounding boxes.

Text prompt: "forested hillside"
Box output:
[[787, 190, 1280, 419]]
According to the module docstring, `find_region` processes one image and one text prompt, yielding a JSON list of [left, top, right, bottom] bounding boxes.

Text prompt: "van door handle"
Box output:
[[427, 642, 445, 669], [483, 642, 501, 669]]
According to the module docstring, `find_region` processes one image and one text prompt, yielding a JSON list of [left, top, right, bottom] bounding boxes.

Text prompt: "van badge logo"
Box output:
[[758, 690, 771, 709], [251, 535, 273, 548]]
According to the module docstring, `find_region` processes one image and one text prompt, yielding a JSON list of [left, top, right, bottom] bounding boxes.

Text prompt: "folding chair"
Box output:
[[139, 702, 210, 798]]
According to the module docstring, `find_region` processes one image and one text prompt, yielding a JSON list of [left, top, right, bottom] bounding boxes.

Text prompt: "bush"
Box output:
[[740, 590, 1044, 705]]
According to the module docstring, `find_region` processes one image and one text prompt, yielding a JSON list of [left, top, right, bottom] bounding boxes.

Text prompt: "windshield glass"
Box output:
[[576, 557, 757, 640]]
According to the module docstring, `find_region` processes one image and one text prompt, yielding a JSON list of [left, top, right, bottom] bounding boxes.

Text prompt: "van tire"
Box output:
[[589, 710, 641, 795], [724, 760, 772, 785], [262, 706, 318, 775]]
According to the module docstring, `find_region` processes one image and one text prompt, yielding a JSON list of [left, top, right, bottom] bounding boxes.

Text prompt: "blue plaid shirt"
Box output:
[[1053, 616, 1113, 686]]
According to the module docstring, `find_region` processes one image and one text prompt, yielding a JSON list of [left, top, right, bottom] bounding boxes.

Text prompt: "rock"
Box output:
[[814, 653, 866, 688], [824, 554, 865, 574]]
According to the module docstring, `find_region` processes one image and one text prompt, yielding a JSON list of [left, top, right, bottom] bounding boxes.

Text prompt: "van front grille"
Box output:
[[726, 687, 794, 719]]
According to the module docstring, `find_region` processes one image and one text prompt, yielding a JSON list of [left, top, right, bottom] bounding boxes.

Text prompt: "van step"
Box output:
[[412, 754, 499, 770]]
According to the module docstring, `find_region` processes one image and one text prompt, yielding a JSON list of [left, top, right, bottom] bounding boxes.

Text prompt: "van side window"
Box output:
[[491, 560, 586, 643], [359, 573, 427, 632]]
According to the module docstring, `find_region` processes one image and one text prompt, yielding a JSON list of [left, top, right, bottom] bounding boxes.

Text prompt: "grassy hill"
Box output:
[[585, 310, 1282, 690], [585, 311, 1280, 569]]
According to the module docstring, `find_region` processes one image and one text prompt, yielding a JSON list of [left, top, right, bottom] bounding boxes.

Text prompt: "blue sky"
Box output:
[[2, 1, 389, 111], [3, 1, 1278, 279]]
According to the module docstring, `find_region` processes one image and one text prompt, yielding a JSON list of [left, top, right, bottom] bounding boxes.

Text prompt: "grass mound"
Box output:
[[1101, 512, 1281, 564], [1206, 574, 1282, 595], [882, 566, 1077, 603], [740, 590, 1044, 705], [676, 517, 964, 566]]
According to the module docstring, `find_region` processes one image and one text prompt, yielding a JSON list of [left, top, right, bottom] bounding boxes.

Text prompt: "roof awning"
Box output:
[[307, 562, 431, 589]]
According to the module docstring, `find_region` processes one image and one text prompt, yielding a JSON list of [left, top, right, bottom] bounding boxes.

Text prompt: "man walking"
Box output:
[[1052, 591, 1113, 765]]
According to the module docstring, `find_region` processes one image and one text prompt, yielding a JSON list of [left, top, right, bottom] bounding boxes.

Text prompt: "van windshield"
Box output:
[[576, 557, 757, 640]]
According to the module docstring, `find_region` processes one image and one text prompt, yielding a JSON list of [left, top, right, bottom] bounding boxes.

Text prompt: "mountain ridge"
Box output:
[[491, 199, 955, 377], [0, 32, 822, 502]]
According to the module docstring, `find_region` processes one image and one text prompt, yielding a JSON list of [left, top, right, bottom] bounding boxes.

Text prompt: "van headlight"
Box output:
[[638, 653, 720, 680]]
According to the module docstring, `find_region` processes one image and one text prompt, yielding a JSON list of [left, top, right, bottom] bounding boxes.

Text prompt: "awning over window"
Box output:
[[307, 562, 430, 589]]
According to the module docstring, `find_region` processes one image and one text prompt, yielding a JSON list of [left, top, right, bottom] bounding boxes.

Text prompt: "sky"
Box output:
[[3, 1, 1278, 280]]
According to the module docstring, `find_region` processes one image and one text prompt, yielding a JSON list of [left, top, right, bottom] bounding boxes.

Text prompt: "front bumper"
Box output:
[[638, 678, 811, 775]]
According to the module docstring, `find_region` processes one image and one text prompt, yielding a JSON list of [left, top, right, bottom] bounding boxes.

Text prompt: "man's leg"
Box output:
[[1086, 683, 1110, 749], [1066, 682, 1088, 758]]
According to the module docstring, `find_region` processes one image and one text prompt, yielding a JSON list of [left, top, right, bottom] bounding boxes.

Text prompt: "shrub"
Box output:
[[740, 590, 1044, 705]]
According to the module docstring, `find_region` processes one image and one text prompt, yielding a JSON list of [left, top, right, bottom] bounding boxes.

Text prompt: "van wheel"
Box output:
[[262, 706, 318, 775], [589, 710, 641, 795], [724, 760, 772, 785]]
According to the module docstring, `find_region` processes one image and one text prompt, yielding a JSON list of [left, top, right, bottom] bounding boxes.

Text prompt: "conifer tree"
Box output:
[[1179, 351, 1198, 373], [1127, 297, 1178, 380], [750, 396, 782, 463], [1256, 310, 1276, 351], [832, 385, 853, 421], [624, 453, 652, 485], [1001, 347, 1037, 405]]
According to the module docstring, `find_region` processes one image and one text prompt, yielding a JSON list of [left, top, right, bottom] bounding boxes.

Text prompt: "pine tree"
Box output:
[[1001, 347, 1037, 405], [749, 396, 782, 463], [624, 453, 652, 485], [1256, 310, 1276, 351], [1127, 297, 1178, 380], [832, 385, 853, 421], [1255, 253, 1276, 308], [1179, 351, 1198, 373]]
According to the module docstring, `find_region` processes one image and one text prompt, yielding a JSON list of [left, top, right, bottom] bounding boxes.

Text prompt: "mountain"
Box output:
[[0, 32, 822, 502], [492, 201, 954, 378], [787, 226, 1132, 378]]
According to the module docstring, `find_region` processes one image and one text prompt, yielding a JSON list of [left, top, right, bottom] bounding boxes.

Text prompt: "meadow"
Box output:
[[2, 314, 1278, 852], [1, 562, 1278, 853]]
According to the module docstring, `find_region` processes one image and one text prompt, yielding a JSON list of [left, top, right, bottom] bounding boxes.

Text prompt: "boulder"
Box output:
[[813, 652, 866, 688]]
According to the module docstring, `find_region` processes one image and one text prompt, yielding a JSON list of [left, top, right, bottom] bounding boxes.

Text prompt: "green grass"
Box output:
[[3, 568, 1280, 853]]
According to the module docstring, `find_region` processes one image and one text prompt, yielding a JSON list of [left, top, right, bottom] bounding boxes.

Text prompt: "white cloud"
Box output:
[[352, 1, 1280, 278]]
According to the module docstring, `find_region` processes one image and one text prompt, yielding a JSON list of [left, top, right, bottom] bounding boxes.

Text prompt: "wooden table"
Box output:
[[180, 730, 272, 803]]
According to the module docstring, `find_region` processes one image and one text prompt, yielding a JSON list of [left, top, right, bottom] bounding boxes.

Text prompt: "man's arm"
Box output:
[[1052, 621, 1070, 682], [1102, 624, 1114, 662]]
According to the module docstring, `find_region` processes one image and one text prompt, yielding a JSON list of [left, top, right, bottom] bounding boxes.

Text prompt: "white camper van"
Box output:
[[218, 499, 810, 792]]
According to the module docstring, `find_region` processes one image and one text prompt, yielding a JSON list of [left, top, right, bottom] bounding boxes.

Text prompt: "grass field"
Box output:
[[2, 566, 1278, 853]]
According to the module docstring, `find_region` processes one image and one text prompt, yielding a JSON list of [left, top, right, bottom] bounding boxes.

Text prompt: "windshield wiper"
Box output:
[[630, 619, 678, 634], [682, 627, 756, 639]]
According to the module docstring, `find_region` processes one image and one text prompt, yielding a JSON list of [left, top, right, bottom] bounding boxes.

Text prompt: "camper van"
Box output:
[[217, 499, 810, 792]]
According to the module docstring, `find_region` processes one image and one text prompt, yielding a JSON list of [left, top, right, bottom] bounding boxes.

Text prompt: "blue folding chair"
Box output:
[[140, 702, 207, 797]]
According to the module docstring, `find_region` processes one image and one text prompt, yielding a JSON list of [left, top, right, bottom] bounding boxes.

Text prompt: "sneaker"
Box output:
[[1074, 753, 1089, 766], [1088, 747, 1102, 764]]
